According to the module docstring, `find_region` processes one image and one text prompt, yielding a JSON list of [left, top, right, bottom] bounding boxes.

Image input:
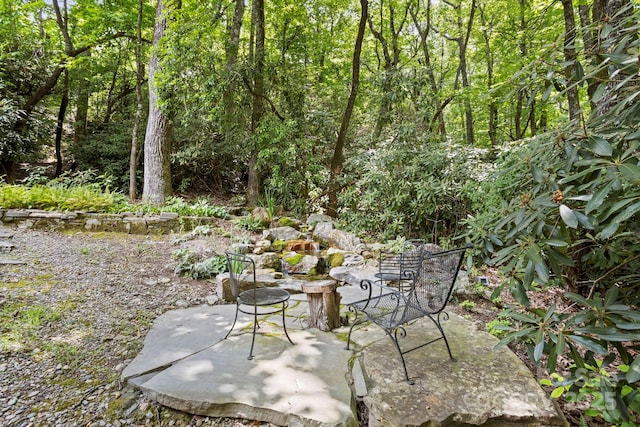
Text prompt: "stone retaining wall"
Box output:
[[0, 209, 220, 235]]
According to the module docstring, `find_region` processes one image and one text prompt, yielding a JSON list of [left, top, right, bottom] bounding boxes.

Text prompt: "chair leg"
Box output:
[[432, 313, 455, 361], [281, 302, 294, 345], [223, 304, 240, 340], [388, 327, 412, 384], [345, 315, 365, 350], [248, 310, 259, 360]]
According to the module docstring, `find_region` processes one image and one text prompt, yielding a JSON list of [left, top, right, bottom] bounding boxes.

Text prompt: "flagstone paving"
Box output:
[[122, 287, 568, 427]]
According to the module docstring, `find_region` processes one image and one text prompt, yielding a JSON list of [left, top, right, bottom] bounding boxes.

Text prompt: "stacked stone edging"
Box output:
[[0, 209, 220, 235]]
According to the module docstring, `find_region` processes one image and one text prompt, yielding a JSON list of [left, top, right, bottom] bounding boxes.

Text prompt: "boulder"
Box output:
[[313, 222, 361, 251], [307, 213, 334, 227], [263, 226, 305, 242], [282, 252, 321, 275], [251, 252, 281, 270], [252, 206, 271, 226]]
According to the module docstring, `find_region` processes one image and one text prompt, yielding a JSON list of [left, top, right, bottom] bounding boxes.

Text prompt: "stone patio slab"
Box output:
[[349, 312, 567, 426], [124, 304, 356, 426], [123, 291, 567, 427]]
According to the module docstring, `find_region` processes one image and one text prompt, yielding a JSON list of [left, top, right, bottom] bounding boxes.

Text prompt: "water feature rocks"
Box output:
[[312, 222, 361, 252], [282, 252, 322, 275], [263, 226, 305, 242], [252, 207, 271, 226], [252, 239, 272, 254], [251, 252, 281, 270], [307, 213, 334, 227]]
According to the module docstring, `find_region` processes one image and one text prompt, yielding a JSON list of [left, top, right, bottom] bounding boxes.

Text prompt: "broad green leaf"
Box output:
[[565, 292, 592, 307], [568, 343, 585, 369], [513, 282, 530, 306], [612, 201, 640, 224], [627, 357, 640, 383], [543, 239, 569, 247], [619, 163, 640, 182], [534, 261, 549, 283], [573, 326, 618, 335], [608, 310, 640, 321], [567, 335, 608, 354], [489, 235, 503, 246], [490, 284, 505, 301], [585, 181, 613, 214], [591, 137, 613, 156], [614, 322, 640, 330], [604, 287, 619, 306], [559, 204, 578, 228], [556, 332, 565, 356], [558, 165, 602, 184], [505, 310, 538, 324], [574, 211, 594, 229], [550, 387, 565, 398], [494, 327, 535, 349], [542, 84, 553, 102], [595, 333, 640, 342], [524, 260, 535, 287], [600, 198, 635, 221], [533, 339, 545, 361], [575, 61, 584, 80], [592, 82, 607, 103], [599, 221, 620, 239], [546, 248, 575, 266], [543, 304, 556, 322], [525, 245, 544, 264], [532, 166, 544, 182]]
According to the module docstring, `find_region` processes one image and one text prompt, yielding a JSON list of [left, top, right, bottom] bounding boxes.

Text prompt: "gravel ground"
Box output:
[[0, 224, 260, 427]]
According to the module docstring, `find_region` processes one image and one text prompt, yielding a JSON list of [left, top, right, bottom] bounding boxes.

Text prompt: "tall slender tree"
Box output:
[[410, 0, 448, 138], [368, 0, 410, 138], [142, 0, 175, 205], [560, 0, 581, 122], [442, 0, 476, 145], [246, 0, 266, 205], [327, 0, 369, 218], [129, 0, 145, 201]]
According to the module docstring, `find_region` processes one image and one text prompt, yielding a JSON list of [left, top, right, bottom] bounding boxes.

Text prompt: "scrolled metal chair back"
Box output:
[[413, 246, 468, 314], [225, 252, 256, 299]]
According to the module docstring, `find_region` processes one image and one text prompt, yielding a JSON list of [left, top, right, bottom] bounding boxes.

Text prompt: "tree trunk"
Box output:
[[410, 1, 447, 138], [327, 0, 368, 218], [443, 0, 476, 144], [478, 3, 497, 145], [368, 2, 408, 138], [73, 50, 91, 143], [247, 0, 265, 206], [103, 54, 122, 125], [459, 0, 476, 145], [223, 0, 244, 131], [54, 70, 69, 177], [593, 0, 636, 116], [514, 0, 527, 140], [129, 0, 144, 202], [561, 0, 581, 122], [142, 0, 173, 205]]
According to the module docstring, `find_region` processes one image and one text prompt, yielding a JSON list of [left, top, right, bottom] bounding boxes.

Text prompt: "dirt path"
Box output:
[[0, 225, 251, 426]]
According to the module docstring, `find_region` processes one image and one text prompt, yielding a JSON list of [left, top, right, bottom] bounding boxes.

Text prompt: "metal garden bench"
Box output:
[[345, 243, 473, 383]]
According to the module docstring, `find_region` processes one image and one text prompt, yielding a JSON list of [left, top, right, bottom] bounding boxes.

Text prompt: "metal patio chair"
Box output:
[[224, 252, 294, 359], [375, 239, 425, 292], [346, 243, 472, 383]]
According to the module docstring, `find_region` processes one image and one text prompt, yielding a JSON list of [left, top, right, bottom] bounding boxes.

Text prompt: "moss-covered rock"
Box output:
[[328, 252, 345, 268], [284, 253, 304, 265], [271, 239, 287, 252], [277, 217, 299, 228]]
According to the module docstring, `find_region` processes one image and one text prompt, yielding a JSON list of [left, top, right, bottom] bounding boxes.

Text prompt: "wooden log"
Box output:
[[301, 279, 341, 331]]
